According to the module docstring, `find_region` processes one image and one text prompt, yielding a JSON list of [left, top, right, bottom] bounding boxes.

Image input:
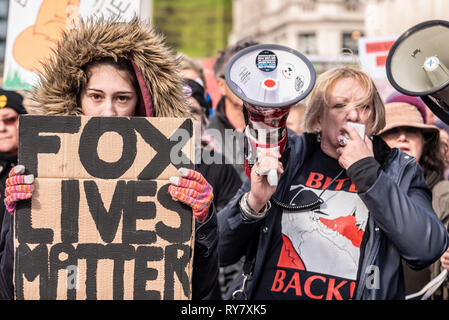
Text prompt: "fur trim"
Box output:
[[33, 17, 188, 118]]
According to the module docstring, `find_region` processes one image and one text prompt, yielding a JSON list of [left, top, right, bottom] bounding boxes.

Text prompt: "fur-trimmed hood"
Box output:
[[33, 17, 188, 118]]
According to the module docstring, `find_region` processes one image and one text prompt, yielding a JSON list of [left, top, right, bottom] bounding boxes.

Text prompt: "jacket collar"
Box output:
[[372, 135, 394, 169]]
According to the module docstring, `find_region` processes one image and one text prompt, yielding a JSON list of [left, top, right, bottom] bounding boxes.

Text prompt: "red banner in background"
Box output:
[[365, 40, 395, 54], [376, 55, 388, 67]]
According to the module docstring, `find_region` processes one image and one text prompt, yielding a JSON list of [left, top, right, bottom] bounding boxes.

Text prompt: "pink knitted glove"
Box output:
[[168, 168, 213, 222], [4, 165, 34, 214]]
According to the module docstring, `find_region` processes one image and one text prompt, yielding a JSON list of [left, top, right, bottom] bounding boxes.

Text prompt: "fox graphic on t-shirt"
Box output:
[[280, 185, 369, 280]]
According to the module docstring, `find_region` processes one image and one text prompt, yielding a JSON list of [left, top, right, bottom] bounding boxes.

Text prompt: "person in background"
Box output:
[[179, 53, 213, 118], [435, 120, 449, 180], [179, 54, 206, 90], [182, 77, 242, 212], [0, 18, 219, 300], [0, 90, 27, 231], [183, 76, 242, 297], [205, 39, 259, 181], [386, 91, 438, 125], [429, 118, 449, 296], [286, 102, 305, 135], [379, 94, 449, 299], [441, 250, 449, 283], [203, 39, 259, 297], [218, 66, 448, 300]]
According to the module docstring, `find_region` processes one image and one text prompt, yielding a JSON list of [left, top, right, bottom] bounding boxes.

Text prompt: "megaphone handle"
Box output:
[[267, 169, 278, 187]]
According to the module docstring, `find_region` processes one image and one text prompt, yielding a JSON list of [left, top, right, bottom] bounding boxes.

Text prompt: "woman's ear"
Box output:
[[216, 77, 227, 96], [313, 117, 321, 133]]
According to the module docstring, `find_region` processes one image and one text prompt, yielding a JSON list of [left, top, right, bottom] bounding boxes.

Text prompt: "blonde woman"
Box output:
[[218, 66, 449, 300]]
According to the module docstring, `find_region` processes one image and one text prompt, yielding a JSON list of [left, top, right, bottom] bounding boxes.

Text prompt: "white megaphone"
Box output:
[[225, 44, 316, 186], [386, 20, 449, 125]]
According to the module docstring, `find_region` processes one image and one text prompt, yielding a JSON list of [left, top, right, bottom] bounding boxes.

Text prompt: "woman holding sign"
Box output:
[[0, 18, 219, 300]]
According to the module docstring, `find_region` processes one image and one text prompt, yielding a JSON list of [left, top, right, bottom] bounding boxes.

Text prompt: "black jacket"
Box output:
[[0, 155, 15, 299], [197, 150, 242, 212], [205, 97, 247, 181]]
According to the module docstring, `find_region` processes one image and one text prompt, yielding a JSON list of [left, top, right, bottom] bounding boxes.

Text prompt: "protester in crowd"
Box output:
[[386, 91, 438, 125], [179, 54, 206, 91], [380, 95, 445, 190], [0, 18, 219, 300], [202, 39, 260, 297], [179, 54, 213, 118], [218, 66, 449, 300], [0, 90, 27, 231], [441, 249, 449, 275], [379, 94, 449, 299], [286, 102, 305, 135], [434, 119, 449, 299], [182, 77, 242, 298], [435, 120, 449, 180], [204, 38, 259, 181], [183, 77, 242, 212]]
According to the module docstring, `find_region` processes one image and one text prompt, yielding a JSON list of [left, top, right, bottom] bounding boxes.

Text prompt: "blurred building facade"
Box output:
[[229, 0, 365, 70], [365, 0, 449, 37], [229, 0, 449, 72]]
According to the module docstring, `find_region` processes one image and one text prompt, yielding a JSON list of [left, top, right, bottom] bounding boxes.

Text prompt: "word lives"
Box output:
[[16, 116, 195, 300]]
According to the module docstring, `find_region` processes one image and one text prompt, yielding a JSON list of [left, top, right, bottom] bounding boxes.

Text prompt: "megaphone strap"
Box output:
[[271, 169, 345, 212]]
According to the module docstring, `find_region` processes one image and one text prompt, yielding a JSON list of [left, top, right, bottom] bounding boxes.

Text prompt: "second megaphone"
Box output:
[[225, 44, 316, 186], [386, 19, 449, 125]]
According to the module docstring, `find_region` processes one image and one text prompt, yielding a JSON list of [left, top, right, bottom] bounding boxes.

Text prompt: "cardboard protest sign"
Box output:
[[4, 0, 141, 90], [15, 115, 196, 300]]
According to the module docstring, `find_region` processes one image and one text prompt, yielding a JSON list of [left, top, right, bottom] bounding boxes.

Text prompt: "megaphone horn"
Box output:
[[225, 44, 316, 186], [386, 19, 449, 125]]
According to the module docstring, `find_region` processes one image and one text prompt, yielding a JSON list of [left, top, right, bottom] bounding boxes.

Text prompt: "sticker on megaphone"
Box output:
[[225, 44, 316, 108]]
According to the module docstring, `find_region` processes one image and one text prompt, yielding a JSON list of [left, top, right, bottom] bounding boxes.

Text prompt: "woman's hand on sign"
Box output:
[[4, 165, 34, 214], [168, 168, 213, 222]]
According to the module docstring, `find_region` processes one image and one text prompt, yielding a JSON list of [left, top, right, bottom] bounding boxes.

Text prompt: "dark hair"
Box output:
[[214, 37, 259, 78], [78, 57, 140, 109]]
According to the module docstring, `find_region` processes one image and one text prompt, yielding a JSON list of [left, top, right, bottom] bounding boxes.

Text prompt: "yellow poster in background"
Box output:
[[13, 0, 80, 73], [3, 0, 142, 90]]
